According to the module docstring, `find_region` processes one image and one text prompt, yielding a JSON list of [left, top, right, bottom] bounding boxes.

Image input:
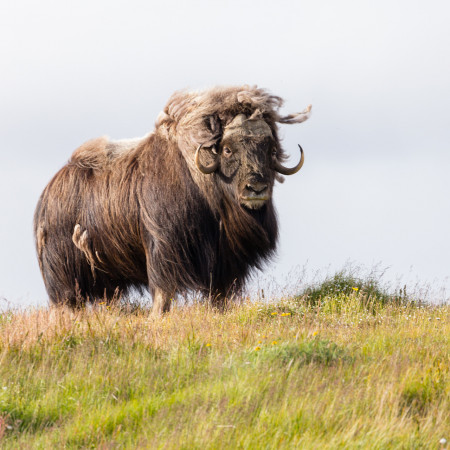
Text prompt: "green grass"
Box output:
[[0, 278, 449, 448]]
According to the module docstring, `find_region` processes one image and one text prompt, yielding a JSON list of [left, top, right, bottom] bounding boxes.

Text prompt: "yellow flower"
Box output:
[[206, 343, 211, 347], [257, 340, 263, 344], [271, 341, 278, 345], [271, 312, 278, 316], [99, 301, 106, 305], [281, 312, 291, 317], [254, 346, 261, 351], [313, 331, 319, 336], [352, 287, 359, 291]]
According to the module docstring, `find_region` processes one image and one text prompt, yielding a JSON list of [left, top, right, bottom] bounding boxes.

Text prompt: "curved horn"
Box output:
[[273, 144, 305, 175], [195, 143, 220, 175]]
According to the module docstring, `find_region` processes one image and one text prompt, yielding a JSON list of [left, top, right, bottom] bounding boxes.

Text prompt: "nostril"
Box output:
[[247, 183, 268, 194]]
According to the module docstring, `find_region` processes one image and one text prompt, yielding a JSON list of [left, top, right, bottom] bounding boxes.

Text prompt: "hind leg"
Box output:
[[40, 263, 85, 308], [152, 288, 174, 315], [38, 235, 95, 307]]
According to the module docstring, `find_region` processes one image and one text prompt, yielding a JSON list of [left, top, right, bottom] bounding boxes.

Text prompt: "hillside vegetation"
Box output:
[[0, 274, 449, 449]]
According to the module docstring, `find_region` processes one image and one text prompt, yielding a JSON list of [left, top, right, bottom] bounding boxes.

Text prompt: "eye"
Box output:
[[223, 146, 233, 157], [271, 149, 278, 159]]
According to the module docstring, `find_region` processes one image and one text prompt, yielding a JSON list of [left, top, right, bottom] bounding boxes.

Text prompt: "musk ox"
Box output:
[[34, 86, 311, 314]]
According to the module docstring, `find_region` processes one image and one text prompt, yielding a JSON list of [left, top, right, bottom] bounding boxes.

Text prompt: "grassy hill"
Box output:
[[0, 275, 449, 449]]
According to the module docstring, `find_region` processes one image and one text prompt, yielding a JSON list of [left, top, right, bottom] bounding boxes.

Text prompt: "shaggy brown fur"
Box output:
[[34, 85, 311, 313]]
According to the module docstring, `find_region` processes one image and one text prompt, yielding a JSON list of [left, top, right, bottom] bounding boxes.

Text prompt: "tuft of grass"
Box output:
[[400, 358, 448, 417], [297, 268, 414, 310], [0, 277, 448, 449], [249, 339, 350, 367]]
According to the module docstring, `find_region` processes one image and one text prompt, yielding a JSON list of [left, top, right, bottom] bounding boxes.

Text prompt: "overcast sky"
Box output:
[[1, 0, 449, 307]]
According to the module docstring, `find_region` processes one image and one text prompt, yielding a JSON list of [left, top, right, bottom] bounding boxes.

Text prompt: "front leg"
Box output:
[[152, 287, 173, 315], [209, 292, 230, 311]]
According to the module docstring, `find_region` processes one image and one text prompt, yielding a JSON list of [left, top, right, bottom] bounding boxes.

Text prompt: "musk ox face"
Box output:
[[219, 119, 275, 210], [194, 112, 305, 210]]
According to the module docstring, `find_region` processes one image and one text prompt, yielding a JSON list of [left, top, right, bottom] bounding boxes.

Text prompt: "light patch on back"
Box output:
[[70, 134, 151, 169], [107, 134, 151, 158]]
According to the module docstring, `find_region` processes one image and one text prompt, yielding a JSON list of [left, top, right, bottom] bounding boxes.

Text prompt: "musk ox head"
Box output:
[[195, 113, 305, 210], [156, 85, 311, 212]]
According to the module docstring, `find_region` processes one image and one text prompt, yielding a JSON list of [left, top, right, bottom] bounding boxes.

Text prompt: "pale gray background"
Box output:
[[1, 0, 449, 307]]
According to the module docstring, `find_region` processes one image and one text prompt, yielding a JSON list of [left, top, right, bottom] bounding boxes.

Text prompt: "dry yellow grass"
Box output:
[[0, 294, 449, 448]]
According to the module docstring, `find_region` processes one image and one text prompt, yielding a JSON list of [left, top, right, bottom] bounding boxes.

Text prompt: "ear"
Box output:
[[205, 114, 222, 137], [275, 174, 285, 183], [192, 115, 222, 149]]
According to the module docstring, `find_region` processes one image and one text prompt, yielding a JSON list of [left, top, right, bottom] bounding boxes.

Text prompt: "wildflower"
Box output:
[[313, 331, 319, 336], [271, 341, 277, 345], [257, 340, 263, 344], [352, 287, 359, 291], [281, 312, 291, 317], [206, 343, 211, 347], [99, 301, 106, 305], [271, 312, 278, 316], [254, 346, 261, 351]]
